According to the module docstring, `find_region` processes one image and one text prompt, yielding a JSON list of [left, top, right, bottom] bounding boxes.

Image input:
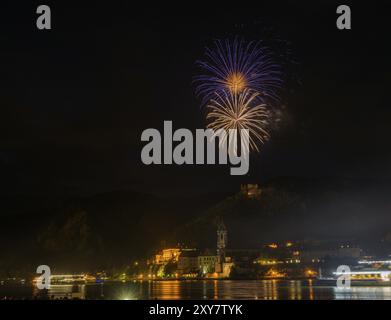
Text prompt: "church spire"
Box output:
[[217, 217, 227, 259]]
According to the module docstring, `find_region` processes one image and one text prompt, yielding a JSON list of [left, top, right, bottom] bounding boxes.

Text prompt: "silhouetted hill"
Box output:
[[0, 189, 229, 273]]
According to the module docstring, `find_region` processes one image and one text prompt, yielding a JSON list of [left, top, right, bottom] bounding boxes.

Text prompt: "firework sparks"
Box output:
[[206, 89, 270, 153], [194, 38, 282, 105]]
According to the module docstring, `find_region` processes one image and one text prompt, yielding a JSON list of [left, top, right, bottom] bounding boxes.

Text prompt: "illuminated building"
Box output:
[[216, 218, 227, 273], [265, 268, 285, 279], [189, 219, 234, 278], [256, 259, 282, 266], [177, 250, 199, 275], [216, 219, 227, 259], [305, 269, 317, 278], [240, 184, 262, 198], [154, 248, 181, 264], [215, 218, 233, 277], [198, 250, 218, 274]]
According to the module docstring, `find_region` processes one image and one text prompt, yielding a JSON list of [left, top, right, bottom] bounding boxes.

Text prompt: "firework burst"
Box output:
[[194, 38, 282, 106], [206, 89, 270, 153]]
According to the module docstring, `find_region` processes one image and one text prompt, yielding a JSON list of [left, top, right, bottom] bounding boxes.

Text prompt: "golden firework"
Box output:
[[206, 89, 270, 152], [224, 72, 247, 94]]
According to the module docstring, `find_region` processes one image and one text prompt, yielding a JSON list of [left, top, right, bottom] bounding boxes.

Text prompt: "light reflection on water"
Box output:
[[2, 280, 391, 300]]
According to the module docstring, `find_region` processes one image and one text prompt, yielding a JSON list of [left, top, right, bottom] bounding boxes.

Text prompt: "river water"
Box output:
[[2, 280, 391, 300]]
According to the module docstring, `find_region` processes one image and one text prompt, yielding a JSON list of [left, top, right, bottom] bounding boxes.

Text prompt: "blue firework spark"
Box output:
[[194, 38, 283, 106]]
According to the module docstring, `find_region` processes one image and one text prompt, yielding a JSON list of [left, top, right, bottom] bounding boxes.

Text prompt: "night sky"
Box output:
[[1, 1, 390, 199]]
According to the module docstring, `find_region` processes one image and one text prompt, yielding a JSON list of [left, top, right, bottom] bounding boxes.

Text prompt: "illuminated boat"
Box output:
[[317, 267, 391, 286]]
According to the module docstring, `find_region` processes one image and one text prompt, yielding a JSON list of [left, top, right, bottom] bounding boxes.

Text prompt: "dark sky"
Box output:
[[1, 1, 390, 197]]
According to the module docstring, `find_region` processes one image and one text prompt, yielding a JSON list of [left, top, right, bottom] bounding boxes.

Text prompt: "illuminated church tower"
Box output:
[[217, 218, 227, 260]]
